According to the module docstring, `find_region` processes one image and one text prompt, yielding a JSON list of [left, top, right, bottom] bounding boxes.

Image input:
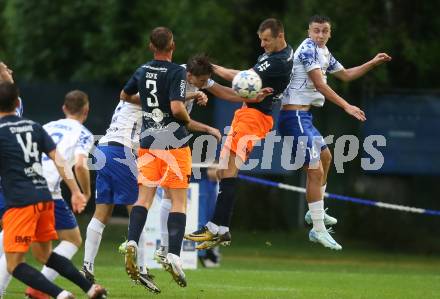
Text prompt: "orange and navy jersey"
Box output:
[[123, 60, 188, 150], [0, 115, 55, 208], [248, 45, 294, 115]]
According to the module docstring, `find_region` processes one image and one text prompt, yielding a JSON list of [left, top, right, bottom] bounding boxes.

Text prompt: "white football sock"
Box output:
[[0, 254, 11, 296], [41, 241, 78, 281], [218, 226, 229, 235], [57, 290, 73, 299], [84, 218, 105, 272], [0, 231, 4, 255], [308, 200, 326, 232], [138, 226, 148, 274], [160, 198, 172, 247], [206, 222, 219, 234]]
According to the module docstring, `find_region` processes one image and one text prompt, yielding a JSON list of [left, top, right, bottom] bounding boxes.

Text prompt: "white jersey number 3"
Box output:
[[146, 80, 159, 107], [16, 132, 39, 163]]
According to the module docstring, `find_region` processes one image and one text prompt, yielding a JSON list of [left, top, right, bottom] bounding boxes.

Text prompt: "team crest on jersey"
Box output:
[[151, 108, 164, 123]]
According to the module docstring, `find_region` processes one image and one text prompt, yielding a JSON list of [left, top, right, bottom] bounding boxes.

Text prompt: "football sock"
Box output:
[[206, 222, 219, 234], [160, 198, 172, 247], [308, 200, 326, 232], [211, 178, 237, 227], [12, 263, 63, 297], [41, 241, 78, 282], [0, 254, 12, 295], [218, 226, 229, 235], [167, 212, 186, 256], [84, 217, 105, 273], [138, 227, 148, 274], [45, 252, 92, 293], [127, 206, 148, 244]]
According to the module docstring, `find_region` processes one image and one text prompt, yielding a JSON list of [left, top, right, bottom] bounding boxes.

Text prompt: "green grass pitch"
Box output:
[[6, 220, 440, 298]]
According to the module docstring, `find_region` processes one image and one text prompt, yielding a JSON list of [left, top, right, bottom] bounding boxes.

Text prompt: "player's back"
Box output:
[[0, 115, 55, 208], [249, 45, 294, 115], [99, 100, 142, 149], [42, 118, 93, 199], [124, 60, 188, 150]]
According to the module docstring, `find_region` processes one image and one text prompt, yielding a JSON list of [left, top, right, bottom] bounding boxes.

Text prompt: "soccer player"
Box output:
[[185, 18, 294, 250], [278, 15, 391, 250], [23, 90, 94, 299], [0, 62, 24, 298], [0, 81, 107, 299], [120, 27, 221, 289]]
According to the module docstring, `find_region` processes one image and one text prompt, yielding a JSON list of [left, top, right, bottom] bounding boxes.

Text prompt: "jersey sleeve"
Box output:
[[123, 66, 144, 95], [75, 129, 94, 156], [169, 67, 186, 102], [298, 40, 321, 72], [37, 124, 56, 155], [327, 53, 344, 73]]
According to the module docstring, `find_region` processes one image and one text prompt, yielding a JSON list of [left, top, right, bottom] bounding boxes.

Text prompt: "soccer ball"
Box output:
[[232, 70, 262, 99]]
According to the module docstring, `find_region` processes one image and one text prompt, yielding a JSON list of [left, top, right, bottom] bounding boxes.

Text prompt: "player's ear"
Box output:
[[170, 41, 176, 51], [148, 42, 156, 52]]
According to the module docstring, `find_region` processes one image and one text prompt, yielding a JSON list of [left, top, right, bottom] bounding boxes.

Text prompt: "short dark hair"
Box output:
[[186, 54, 213, 77], [150, 27, 173, 52], [258, 18, 284, 37], [309, 15, 331, 25], [0, 82, 19, 112], [64, 90, 89, 115]]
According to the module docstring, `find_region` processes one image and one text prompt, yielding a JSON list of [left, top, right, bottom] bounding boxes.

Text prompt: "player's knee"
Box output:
[[72, 234, 82, 248], [307, 167, 324, 182], [33, 250, 51, 264]]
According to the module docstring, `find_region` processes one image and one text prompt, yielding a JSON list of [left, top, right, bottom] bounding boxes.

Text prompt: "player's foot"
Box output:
[[163, 253, 187, 287], [196, 231, 231, 250], [88, 284, 107, 299], [138, 272, 161, 294], [118, 240, 127, 254], [153, 246, 168, 265], [184, 226, 216, 242], [309, 228, 342, 250], [125, 241, 140, 282], [80, 265, 96, 284], [305, 208, 338, 226], [24, 287, 50, 299]]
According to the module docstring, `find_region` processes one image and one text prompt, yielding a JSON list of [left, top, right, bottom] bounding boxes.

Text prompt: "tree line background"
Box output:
[[1, 0, 439, 252]]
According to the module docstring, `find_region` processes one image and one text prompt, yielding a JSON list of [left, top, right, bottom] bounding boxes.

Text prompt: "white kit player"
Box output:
[[278, 15, 391, 250]]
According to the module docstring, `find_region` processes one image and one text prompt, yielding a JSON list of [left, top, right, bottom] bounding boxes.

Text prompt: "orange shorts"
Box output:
[[137, 146, 192, 189], [3, 201, 57, 253], [221, 107, 273, 162]]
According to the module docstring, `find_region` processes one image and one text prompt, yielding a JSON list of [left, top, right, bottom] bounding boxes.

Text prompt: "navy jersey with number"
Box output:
[[249, 45, 294, 115], [0, 115, 56, 208], [124, 60, 188, 149]]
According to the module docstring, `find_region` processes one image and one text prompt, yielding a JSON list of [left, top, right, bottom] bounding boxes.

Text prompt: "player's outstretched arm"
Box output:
[[74, 153, 91, 201], [333, 53, 392, 82], [212, 64, 240, 82], [48, 149, 87, 213], [308, 69, 366, 122], [206, 82, 272, 103], [170, 100, 191, 124], [186, 120, 221, 142], [120, 90, 141, 105]]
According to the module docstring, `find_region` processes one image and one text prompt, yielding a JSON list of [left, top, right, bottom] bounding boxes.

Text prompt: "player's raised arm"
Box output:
[[212, 64, 240, 82], [206, 82, 272, 103], [332, 53, 392, 82], [308, 69, 366, 121], [47, 149, 87, 213]]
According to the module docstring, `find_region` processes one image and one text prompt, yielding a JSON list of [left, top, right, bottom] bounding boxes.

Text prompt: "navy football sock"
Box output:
[[127, 205, 148, 244], [12, 262, 63, 297], [211, 177, 237, 227], [167, 212, 186, 256], [46, 252, 93, 292]]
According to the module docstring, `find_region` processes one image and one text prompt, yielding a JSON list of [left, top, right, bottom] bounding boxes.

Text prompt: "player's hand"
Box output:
[[207, 127, 222, 143], [372, 53, 392, 66], [255, 87, 274, 102], [71, 191, 87, 213], [194, 91, 208, 106], [344, 104, 366, 122]]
